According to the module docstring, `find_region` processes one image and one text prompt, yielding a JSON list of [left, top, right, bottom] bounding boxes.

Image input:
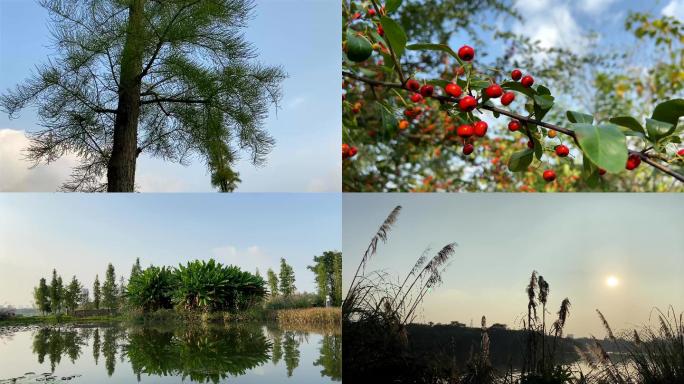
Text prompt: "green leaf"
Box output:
[[536, 85, 551, 95], [645, 118, 675, 140], [582, 155, 600, 188], [385, 0, 402, 13], [533, 94, 554, 120], [426, 79, 449, 89], [380, 17, 407, 59], [379, 103, 398, 132], [470, 80, 491, 90], [572, 123, 627, 173], [508, 149, 534, 172], [501, 81, 536, 99], [651, 99, 684, 126], [533, 95, 554, 110], [406, 43, 463, 65], [609, 116, 645, 134], [566, 110, 594, 124]]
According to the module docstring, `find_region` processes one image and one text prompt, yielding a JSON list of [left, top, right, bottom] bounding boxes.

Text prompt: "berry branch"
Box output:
[[343, 70, 684, 184]]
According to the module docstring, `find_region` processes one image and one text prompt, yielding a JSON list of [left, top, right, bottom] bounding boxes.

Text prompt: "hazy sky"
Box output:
[[0, 0, 340, 192], [343, 194, 684, 338], [0, 193, 341, 307]]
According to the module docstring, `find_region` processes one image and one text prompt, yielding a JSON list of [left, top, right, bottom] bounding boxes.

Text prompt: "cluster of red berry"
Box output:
[[342, 143, 358, 160]]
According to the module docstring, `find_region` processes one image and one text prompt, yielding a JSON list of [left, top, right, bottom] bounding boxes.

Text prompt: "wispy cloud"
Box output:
[[663, 0, 684, 20], [512, 0, 590, 60], [286, 96, 306, 109], [211, 245, 276, 276], [577, 0, 617, 15], [0, 129, 77, 191]]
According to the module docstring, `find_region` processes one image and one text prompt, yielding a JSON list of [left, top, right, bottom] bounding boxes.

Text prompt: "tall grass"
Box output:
[[274, 308, 341, 330], [583, 307, 684, 384], [343, 205, 458, 383]]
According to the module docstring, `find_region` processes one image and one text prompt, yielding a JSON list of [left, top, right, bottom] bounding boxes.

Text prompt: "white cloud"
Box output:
[[663, 0, 684, 21], [211, 245, 277, 276], [513, 2, 587, 55], [286, 96, 306, 109], [578, 0, 617, 15], [0, 129, 77, 191]]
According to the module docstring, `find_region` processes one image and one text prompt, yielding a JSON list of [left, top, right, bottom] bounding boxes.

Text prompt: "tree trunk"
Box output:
[[107, 0, 145, 192]]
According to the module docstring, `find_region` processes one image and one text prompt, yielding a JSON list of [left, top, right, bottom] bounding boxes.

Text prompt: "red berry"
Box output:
[[555, 145, 570, 157], [511, 69, 522, 81], [501, 92, 515, 106], [349, 146, 358, 157], [527, 140, 534, 149], [458, 95, 478, 112], [598, 168, 607, 175], [473, 121, 488, 137], [484, 84, 503, 98], [542, 169, 556, 182], [521, 75, 534, 88], [368, 8, 376, 16], [508, 120, 521, 132], [444, 83, 462, 98], [457, 45, 475, 61], [377, 25, 384, 36], [678, 149, 684, 156], [410, 93, 423, 103], [353, 12, 362, 20], [463, 143, 474, 155], [406, 79, 420, 92], [626, 154, 641, 170], [420, 84, 434, 97], [457, 124, 474, 138]]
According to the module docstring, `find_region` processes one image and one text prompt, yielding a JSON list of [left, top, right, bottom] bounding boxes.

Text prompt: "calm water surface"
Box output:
[[0, 323, 341, 383]]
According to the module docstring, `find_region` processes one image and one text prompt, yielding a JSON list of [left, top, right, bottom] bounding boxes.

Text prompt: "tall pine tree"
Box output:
[[102, 263, 118, 309], [278, 258, 296, 297], [93, 275, 101, 310], [34, 278, 51, 315], [0, 0, 285, 192], [267, 268, 279, 298]]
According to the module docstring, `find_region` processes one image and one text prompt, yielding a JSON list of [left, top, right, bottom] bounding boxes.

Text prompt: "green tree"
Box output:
[[308, 251, 343, 306], [49, 269, 63, 314], [93, 275, 101, 310], [126, 266, 176, 311], [0, 0, 285, 192], [267, 268, 279, 298], [64, 276, 82, 314], [34, 277, 51, 315], [130, 258, 142, 281], [102, 263, 118, 309], [278, 258, 296, 297]]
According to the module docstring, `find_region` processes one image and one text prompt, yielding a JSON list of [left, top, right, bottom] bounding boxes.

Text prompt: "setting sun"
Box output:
[[606, 276, 620, 288]]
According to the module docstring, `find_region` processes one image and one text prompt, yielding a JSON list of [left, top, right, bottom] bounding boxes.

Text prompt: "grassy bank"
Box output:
[[2, 307, 342, 332], [272, 307, 341, 329], [0, 315, 122, 326]]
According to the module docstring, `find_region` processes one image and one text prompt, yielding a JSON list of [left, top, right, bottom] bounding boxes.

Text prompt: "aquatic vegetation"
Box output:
[[125, 266, 176, 312]]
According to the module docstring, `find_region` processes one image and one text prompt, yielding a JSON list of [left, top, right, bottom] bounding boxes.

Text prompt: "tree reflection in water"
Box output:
[[315, 334, 342, 381], [29, 323, 342, 382]]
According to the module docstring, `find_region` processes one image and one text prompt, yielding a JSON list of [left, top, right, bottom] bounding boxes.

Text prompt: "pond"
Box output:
[[0, 323, 341, 383]]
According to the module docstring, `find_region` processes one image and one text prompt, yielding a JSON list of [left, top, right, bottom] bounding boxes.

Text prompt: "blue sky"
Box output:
[[0, 193, 342, 307], [0, 0, 341, 192], [343, 194, 684, 337]]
